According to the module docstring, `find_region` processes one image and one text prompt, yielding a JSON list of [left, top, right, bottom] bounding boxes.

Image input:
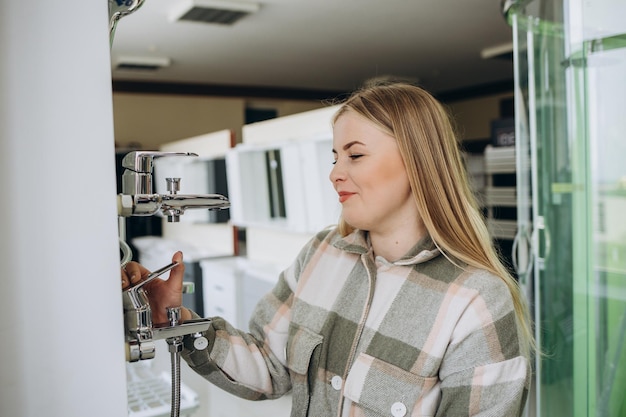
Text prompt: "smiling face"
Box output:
[[330, 110, 418, 235]]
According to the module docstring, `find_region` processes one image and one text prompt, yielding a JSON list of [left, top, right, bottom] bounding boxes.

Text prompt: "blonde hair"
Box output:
[[333, 82, 535, 356]]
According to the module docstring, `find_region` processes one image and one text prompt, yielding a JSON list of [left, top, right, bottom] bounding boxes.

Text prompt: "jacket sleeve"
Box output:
[[180, 230, 331, 400], [180, 265, 298, 400], [434, 274, 531, 417]]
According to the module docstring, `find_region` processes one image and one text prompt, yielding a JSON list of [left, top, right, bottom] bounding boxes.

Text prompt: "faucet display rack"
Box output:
[[117, 150, 231, 417]]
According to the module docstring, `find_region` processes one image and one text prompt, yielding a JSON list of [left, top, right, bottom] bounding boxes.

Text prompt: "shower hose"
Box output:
[[169, 338, 183, 417]]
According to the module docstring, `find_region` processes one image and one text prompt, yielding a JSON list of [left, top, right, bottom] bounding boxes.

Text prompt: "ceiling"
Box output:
[[110, 0, 515, 99]]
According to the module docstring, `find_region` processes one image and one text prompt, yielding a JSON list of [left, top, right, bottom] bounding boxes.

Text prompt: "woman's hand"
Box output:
[[121, 251, 192, 324]]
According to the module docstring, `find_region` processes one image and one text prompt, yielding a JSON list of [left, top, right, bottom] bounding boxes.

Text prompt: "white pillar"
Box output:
[[0, 2, 127, 417]]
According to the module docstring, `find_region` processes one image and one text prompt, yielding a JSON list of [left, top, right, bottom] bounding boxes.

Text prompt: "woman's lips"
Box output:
[[338, 192, 354, 203]]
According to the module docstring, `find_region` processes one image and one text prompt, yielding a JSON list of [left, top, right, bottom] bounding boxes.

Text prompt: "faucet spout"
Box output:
[[160, 194, 230, 222]]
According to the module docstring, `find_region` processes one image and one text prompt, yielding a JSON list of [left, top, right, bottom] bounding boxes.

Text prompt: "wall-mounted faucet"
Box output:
[[117, 150, 227, 369], [115, 150, 226, 416], [122, 261, 211, 362], [118, 150, 227, 361], [117, 151, 231, 222]]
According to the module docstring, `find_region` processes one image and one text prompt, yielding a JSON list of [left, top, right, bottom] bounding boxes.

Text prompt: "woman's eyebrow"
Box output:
[[332, 141, 365, 154]]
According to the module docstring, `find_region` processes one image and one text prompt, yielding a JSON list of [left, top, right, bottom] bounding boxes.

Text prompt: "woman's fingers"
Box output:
[[168, 251, 185, 290], [121, 261, 147, 289], [121, 269, 130, 289], [120, 254, 184, 293], [121, 264, 131, 289]]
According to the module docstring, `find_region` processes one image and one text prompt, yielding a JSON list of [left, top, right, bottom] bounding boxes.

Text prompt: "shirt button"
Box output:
[[331, 375, 343, 390], [391, 402, 407, 417]]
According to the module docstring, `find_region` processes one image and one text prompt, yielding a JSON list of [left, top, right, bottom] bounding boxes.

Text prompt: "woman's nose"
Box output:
[[329, 161, 345, 183]]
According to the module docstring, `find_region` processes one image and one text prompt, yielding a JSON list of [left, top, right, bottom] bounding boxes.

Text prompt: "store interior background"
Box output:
[[1, 1, 623, 417], [110, 3, 519, 415]]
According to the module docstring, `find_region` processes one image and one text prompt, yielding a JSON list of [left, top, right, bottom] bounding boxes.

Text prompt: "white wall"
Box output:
[[0, 2, 127, 417]]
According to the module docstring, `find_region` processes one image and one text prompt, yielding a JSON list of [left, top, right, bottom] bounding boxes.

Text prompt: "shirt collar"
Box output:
[[329, 229, 441, 265]]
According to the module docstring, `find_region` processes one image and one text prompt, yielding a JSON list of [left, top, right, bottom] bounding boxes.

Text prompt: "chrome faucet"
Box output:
[[118, 150, 228, 361], [123, 261, 212, 362], [121, 151, 192, 195], [117, 151, 231, 222]]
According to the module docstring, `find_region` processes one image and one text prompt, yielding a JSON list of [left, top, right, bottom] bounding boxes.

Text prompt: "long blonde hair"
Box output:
[[333, 82, 535, 356]]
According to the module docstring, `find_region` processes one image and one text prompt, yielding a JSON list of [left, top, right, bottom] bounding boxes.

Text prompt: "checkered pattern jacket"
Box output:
[[182, 228, 530, 417]]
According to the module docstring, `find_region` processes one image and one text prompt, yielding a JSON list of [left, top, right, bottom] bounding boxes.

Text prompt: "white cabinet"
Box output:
[[298, 137, 341, 231], [200, 257, 242, 325], [199, 257, 280, 329], [226, 137, 340, 234], [226, 141, 304, 231], [226, 105, 341, 236]]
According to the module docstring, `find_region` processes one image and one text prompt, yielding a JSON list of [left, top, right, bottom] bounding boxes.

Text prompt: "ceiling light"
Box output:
[[169, 0, 261, 25], [480, 42, 514, 60], [114, 56, 171, 71]]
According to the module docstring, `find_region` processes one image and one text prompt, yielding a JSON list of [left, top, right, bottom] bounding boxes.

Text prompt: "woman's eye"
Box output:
[[332, 154, 363, 164]]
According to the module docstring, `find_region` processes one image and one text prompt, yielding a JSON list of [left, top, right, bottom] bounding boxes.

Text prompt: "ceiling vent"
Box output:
[[114, 56, 171, 71], [169, 0, 261, 25]]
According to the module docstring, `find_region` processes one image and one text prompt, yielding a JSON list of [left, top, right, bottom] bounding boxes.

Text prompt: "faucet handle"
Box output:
[[121, 151, 199, 173], [128, 261, 180, 293]]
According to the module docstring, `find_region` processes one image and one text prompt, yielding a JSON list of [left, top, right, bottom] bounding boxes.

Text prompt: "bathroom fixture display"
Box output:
[[122, 260, 211, 417], [117, 150, 229, 358], [122, 260, 212, 362], [117, 150, 230, 417], [117, 151, 230, 223], [108, 5, 220, 417]]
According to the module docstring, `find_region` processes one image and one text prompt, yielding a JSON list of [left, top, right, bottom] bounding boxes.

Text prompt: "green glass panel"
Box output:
[[509, 1, 626, 416], [582, 32, 626, 417]]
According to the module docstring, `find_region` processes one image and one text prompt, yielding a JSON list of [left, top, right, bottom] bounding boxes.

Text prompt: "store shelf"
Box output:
[[487, 219, 518, 240], [485, 145, 516, 174], [483, 145, 518, 243], [485, 186, 518, 207]]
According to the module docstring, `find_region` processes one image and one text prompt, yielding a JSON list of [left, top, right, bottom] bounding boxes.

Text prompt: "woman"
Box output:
[[123, 83, 533, 416]]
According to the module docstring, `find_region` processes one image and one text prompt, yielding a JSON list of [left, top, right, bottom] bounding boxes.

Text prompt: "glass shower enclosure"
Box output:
[[505, 0, 626, 416]]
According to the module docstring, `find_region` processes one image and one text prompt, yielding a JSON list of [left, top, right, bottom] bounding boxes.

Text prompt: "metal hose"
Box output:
[[170, 343, 182, 417], [166, 307, 184, 417], [120, 238, 133, 268]]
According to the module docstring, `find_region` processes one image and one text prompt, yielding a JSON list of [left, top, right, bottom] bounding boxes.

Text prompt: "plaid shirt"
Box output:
[[182, 228, 530, 417]]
